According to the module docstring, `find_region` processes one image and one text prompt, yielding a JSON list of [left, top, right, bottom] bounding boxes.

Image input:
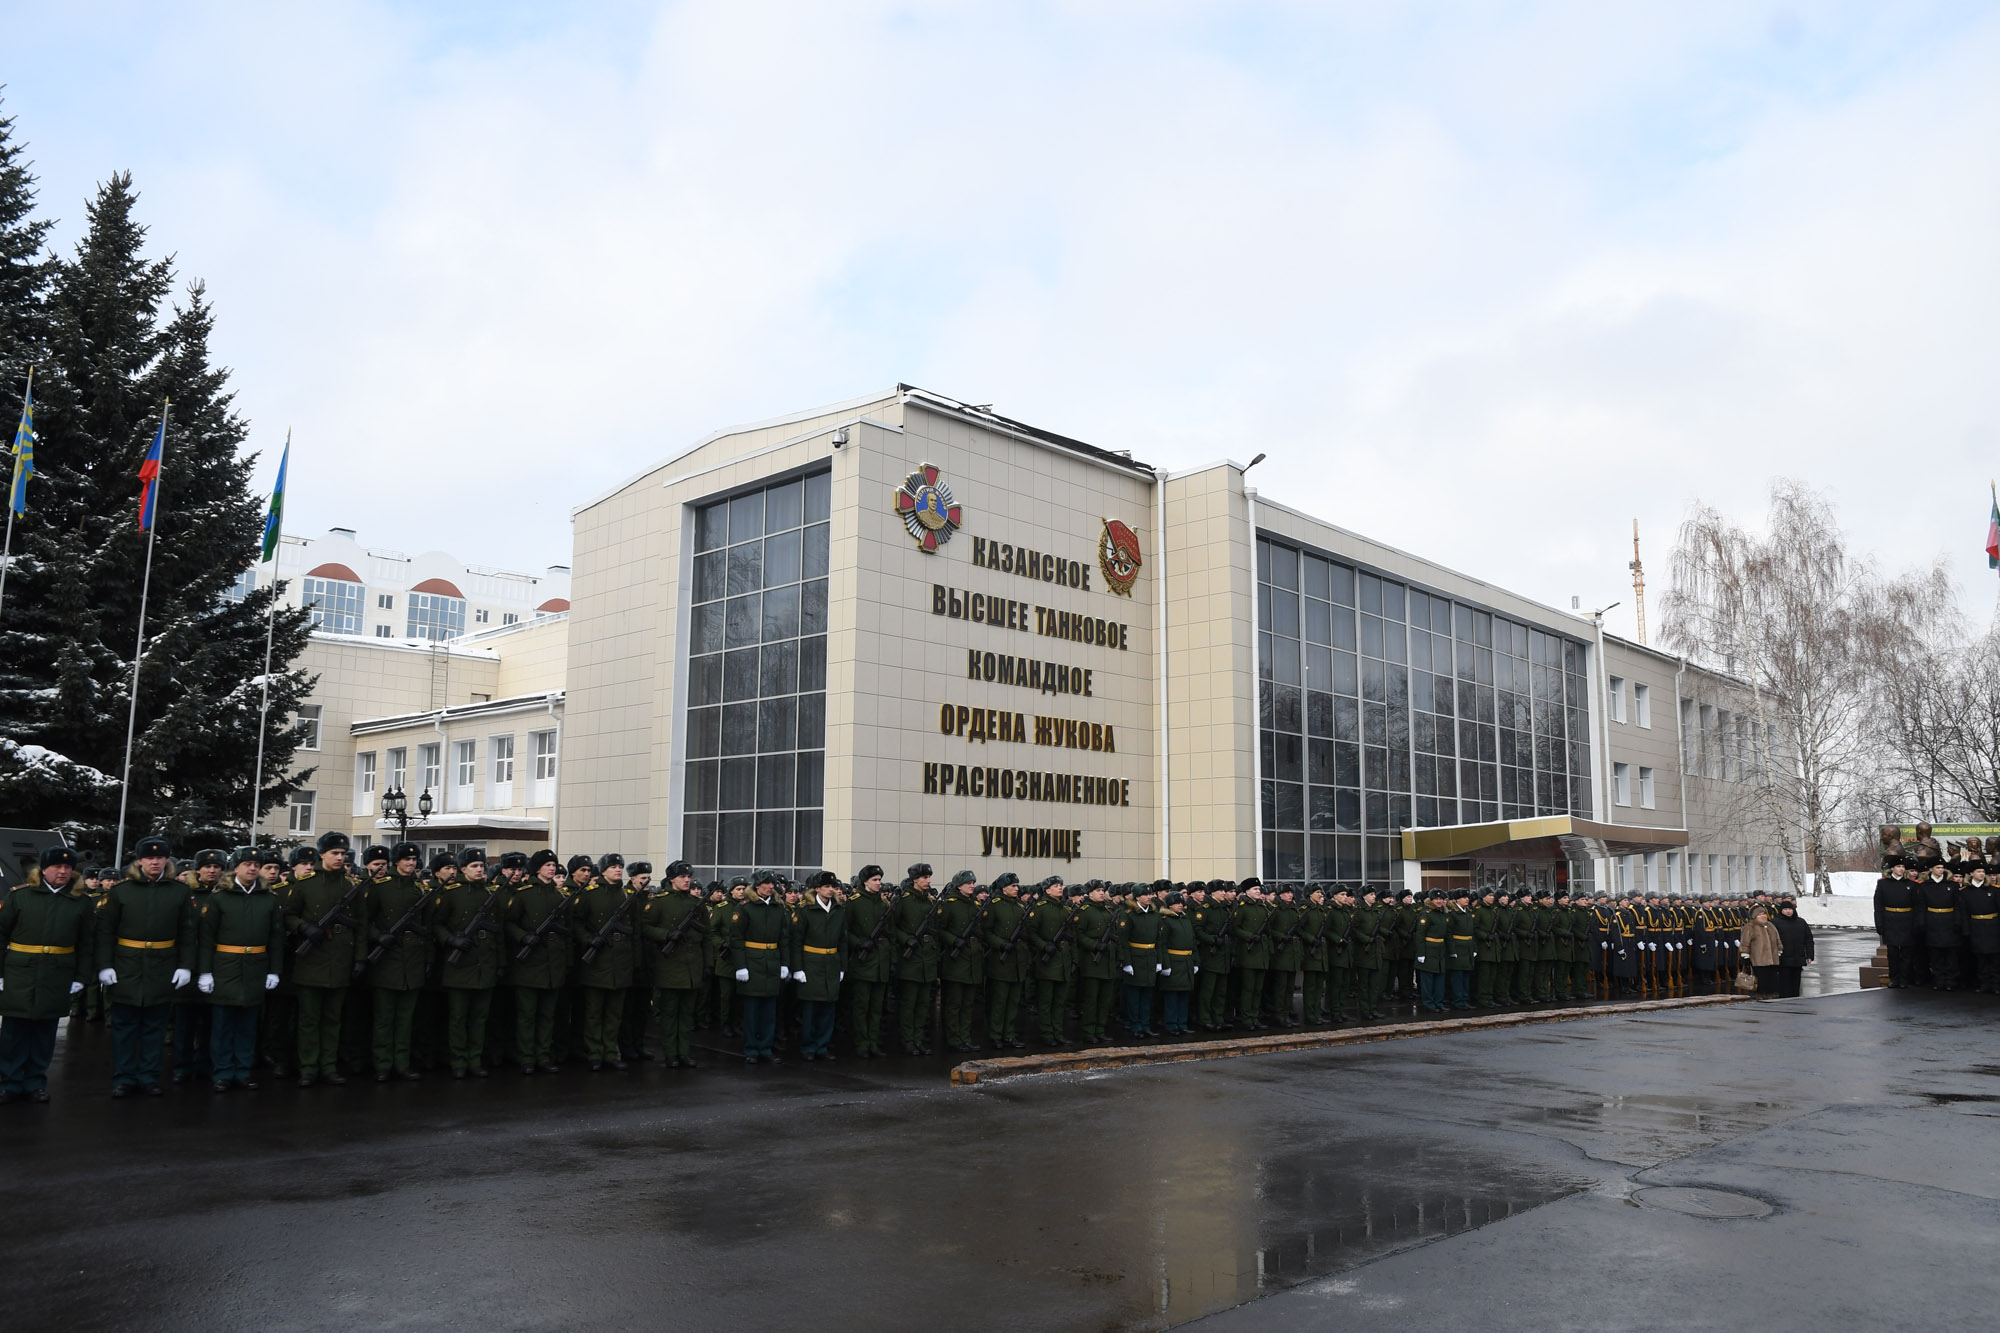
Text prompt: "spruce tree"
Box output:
[[0, 162, 314, 860], [0, 91, 55, 399]]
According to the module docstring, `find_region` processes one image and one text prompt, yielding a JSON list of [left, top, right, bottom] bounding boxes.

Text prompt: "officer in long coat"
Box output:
[[937, 871, 985, 1054], [791, 870, 846, 1060], [981, 873, 1031, 1049], [842, 866, 893, 1058], [0, 847, 93, 1103], [1029, 876, 1074, 1046], [93, 834, 196, 1096], [506, 850, 572, 1074], [572, 853, 639, 1071], [195, 849, 285, 1091], [363, 842, 434, 1081], [1872, 861, 1921, 988], [283, 832, 364, 1087], [890, 863, 943, 1056], [642, 859, 709, 1068], [434, 846, 507, 1077], [730, 870, 791, 1064]]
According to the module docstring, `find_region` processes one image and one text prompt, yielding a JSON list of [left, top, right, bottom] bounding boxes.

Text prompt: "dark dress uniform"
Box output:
[[1073, 896, 1121, 1045], [981, 883, 1032, 1048], [1120, 905, 1163, 1037], [1264, 896, 1304, 1026], [1445, 898, 1476, 1009], [1300, 897, 1332, 1025], [506, 864, 574, 1072], [707, 892, 740, 1036], [95, 858, 197, 1091], [364, 866, 434, 1078], [434, 871, 508, 1075], [843, 872, 894, 1057], [282, 854, 366, 1085], [642, 875, 709, 1067], [1959, 878, 2000, 993], [1029, 886, 1075, 1045], [729, 887, 791, 1062], [572, 876, 640, 1069], [197, 870, 285, 1087], [174, 865, 223, 1081], [0, 862, 93, 1100], [1231, 892, 1275, 1030], [1156, 904, 1198, 1035], [1872, 871, 1921, 987], [938, 876, 985, 1052], [1414, 900, 1448, 1013], [1916, 871, 1962, 989], [1351, 897, 1386, 1019], [790, 882, 845, 1059], [1193, 894, 1233, 1029], [890, 877, 944, 1055]]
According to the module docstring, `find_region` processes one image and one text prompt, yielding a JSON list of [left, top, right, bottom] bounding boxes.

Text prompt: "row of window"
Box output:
[[1610, 762, 1657, 809], [1614, 850, 1788, 896], [300, 577, 524, 641], [280, 730, 560, 836], [1679, 697, 1767, 782], [1606, 675, 1652, 728]]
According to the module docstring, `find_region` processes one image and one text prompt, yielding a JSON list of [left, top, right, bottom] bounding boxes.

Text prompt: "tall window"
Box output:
[[1634, 683, 1651, 728], [683, 470, 832, 883], [407, 592, 466, 642], [1608, 676, 1627, 724], [302, 577, 364, 634], [529, 730, 558, 806], [419, 743, 442, 797], [1257, 534, 1591, 896], [488, 734, 515, 808], [386, 747, 407, 792], [355, 751, 377, 814], [287, 790, 316, 835], [1639, 766, 1655, 809], [296, 705, 323, 751], [1613, 762, 1631, 806], [452, 739, 477, 809], [222, 569, 257, 604]]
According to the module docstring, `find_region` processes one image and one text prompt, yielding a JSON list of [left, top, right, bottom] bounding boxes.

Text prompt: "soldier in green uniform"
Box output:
[[483, 852, 526, 1070], [709, 879, 746, 1038], [1513, 892, 1542, 1003], [0, 847, 94, 1104], [1537, 890, 1564, 1000], [1446, 888, 1476, 1009], [1564, 890, 1593, 1000], [730, 870, 791, 1064], [619, 860, 654, 1061], [1471, 889, 1500, 1008], [507, 850, 573, 1074], [74, 867, 112, 1024], [434, 846, 506, 1078], [1318, 886, 1352, 1024], [937, 870, 985, 1053], [1264, 886, 1305, 1027], [572, 852, 640, 1071], [981, 873, 1031, 1048], [1231, 879, 1274, 1030], [1028, 876, 1074, 1045], [641, 859, 709, 1068], [1156, 890, 1198, 1036], [195, 848, 285, 1091], [791, 870, 846, 1060], [363, 841, 434, 1081], [1414, 889, 1449, 1013], [1298, 886, 1331, 1025], [1119, 883, 1164, 1038], [842, 866, 892, 1057], [261, 846, 316, 1079], [171, 848, 227, 1084], [1547, 889, 1575, 1000], [1352, 887, 1386, 1020], [890, 863, 942, 1056], [93, 834, 195, 1097], [1193, 883, 1233, 1030], [283, 832, 364, 1088], [1072, 882, 1119, 1045]]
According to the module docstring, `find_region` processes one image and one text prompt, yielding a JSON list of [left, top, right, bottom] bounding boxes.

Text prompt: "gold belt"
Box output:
[[1973, 914, 1999, 921], [743, 941, 777, 950], [1167, 949, 1193, 956], [117, 937, 176, 950], [1929, 907, 1955, 913], [1882, 907, 1911, 912], [802, 944, 838, 955], [214, 944, 268, 954], [7, 943, 73, 954], [1127, 942, 1155, 949]]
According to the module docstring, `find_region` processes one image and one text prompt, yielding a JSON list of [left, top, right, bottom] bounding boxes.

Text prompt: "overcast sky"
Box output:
[[7, 1, 1998, 638]]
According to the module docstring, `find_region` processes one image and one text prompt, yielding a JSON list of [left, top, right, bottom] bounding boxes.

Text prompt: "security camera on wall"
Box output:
[[831, 428, 849, 449]]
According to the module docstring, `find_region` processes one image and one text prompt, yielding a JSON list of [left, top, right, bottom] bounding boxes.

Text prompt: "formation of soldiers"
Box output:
[[1871, 824, 2000, 994], [1, 830, 1778, 1103]]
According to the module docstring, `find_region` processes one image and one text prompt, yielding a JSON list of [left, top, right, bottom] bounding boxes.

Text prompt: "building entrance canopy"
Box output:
[[1401, 816, 1687, 865]]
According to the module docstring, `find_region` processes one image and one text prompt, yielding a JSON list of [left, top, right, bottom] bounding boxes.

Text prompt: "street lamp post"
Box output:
[[379, 785, 435, 848]]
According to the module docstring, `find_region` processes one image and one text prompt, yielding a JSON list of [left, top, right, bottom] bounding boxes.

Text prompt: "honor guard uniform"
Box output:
[[843, 866, 893, 1057], [1263, 886, 1303, 1027], [1960, 866, 2000, 994], [1352, 888, 1387, 1020], [1321, 886, 1354, 1023], [937, 871, 985, 1053], [94, 834, 196, 1096], [196, 849, 285, 1091], [172, 848, 227, 1083], [434, 847, 506, 1077], [1231, 879, 1274, 1030], [1119, 883, 1165, 1037], [1073, 883, 1121, 1046], [283, 832, 364, 1087], [708, 879, 747, 1038], [981, 874, 1032, 1048], [1155, 891, 1198, 1035], [890, 863, 943, 1055], [1192, 882, 1233, 1031], [0, 847, 95, 1103], [362, 842, 433, 1081], [730, 870, 791, 1064], [1916, 864, 1962, 990], [506, 850, 573, 1073], [642, 860, 708, 1067], [1873, 862, 1920, 988], [791, 871, 846, 1060]]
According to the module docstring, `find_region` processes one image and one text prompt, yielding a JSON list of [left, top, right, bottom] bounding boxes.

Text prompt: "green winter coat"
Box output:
[[0, 883, 93, 1019], [844, 889, 895, 982], [572, 881, 640, 989], [1075, 902, 1121, 980], [433, 880, 509, 990], [1300, 904, 1330, 973], [1232, 900, 1276, 969], [642, 889, 709, 990], [1446, 905, 1476, 970], [982, 895, 1033, 982], [1157, 911, 1198, 990], [1030, 897, 1074, 980], [364, 873, 434, 990], [506, 879, 574, 989], [729, 893, 791, 997], [891, 890, 944, 982], [283, 870, 365, 988], [1193, 903, 1232, 974], [1269, 903, 1305, 972], [197, 882, 285, 1006], [1322, 903, 1353, 970], [790, 896, 845, 1001], [1351, 903, 1385, 970], [1494, 904, 1519, 964], [707, 900, 736, 977], [94, 869, 197, 1006], [1119, 907, 1163, 987], [1415, 909, 1448, 974], [939, 894, 985, 983]]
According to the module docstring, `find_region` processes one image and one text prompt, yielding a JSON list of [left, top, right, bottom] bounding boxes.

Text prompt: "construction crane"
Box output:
[[1629, 520, 1646, 645]]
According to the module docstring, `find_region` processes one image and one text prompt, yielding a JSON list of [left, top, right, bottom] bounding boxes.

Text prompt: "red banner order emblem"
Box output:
[[1099, 518, 1141, 596], [893, 464, 963, 553]]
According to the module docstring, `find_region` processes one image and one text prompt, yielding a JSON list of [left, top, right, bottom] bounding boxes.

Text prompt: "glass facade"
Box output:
[[1257, 534, 1593, 896], [302, 577, 363, 634], [407, 592, 467, 642], [682, 470, 832, 884]]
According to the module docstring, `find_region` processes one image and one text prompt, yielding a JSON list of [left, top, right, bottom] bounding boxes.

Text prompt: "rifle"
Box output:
[[295, 878, 365, 958], [515, 890, 577, 962], [1270, 908, 1306, 956], [654, 895, 704, 958], [1239, 903, 1276, 956], [580, 887, 639, 965], [945, 901, 985, 960], [1088, 910, 1121, 962], [445, 886, 505, 966], [852, 896, 896, 961], [994, 900, 1034, 959], [362, 883, 434, 970], [1035, 903, 1076, 963], [899, 894, 942, 960]]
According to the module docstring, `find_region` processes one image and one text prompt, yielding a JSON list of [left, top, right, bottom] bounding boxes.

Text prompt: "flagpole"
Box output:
[[113, 400, 168, 867], [248, 429, 289, 843], [0, 364, 31, 623]]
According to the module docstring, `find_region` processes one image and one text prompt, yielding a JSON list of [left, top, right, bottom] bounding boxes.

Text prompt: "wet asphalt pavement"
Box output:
[[12, 930, 1995, 1331]]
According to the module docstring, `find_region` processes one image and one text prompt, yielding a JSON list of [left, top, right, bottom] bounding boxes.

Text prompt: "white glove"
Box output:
[[779, 966, 791, 980], [264, 973, 280, 991], [69, 980, 84, 995], [171, 968, 191, 989], [98, 968, 118, 986], [839, 972, 845, 981], [1192, 965, 1200, 974], [1157, 963, 1167, 973], [197, 973, 215, 994], [1416, 956, 1425, 963], [735, 968, 750, 982], [1121, 964, 1134, 975], [794, 972, 807, 984]]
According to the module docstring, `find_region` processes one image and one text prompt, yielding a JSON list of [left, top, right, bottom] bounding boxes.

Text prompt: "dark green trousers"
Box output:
[[371, 988, 420, 1073], [896, 979, 934, 1050], [514, 986, 560, 1067], [713, 975, 736, 1033], [1356, 967, 1384, 1017], [847, 979, 888, 1054], [1196, 968, 1230, 1027], [1035, 978, 1069, 1041], [941, 980, 980, 1047], [581, 987, 625, 1063], [1571, 959, 1592, 998], [1237, 968, 1267, 1025], [296, 986, 347, 1078], [446, 988, 492, 1072], [620, 986, 650, 1056], [656, 987, 697, 1060], [1077, 977, 1117, 1042], [985, 979, 1022, 1042], [1321, 967, 1348, 1021]]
